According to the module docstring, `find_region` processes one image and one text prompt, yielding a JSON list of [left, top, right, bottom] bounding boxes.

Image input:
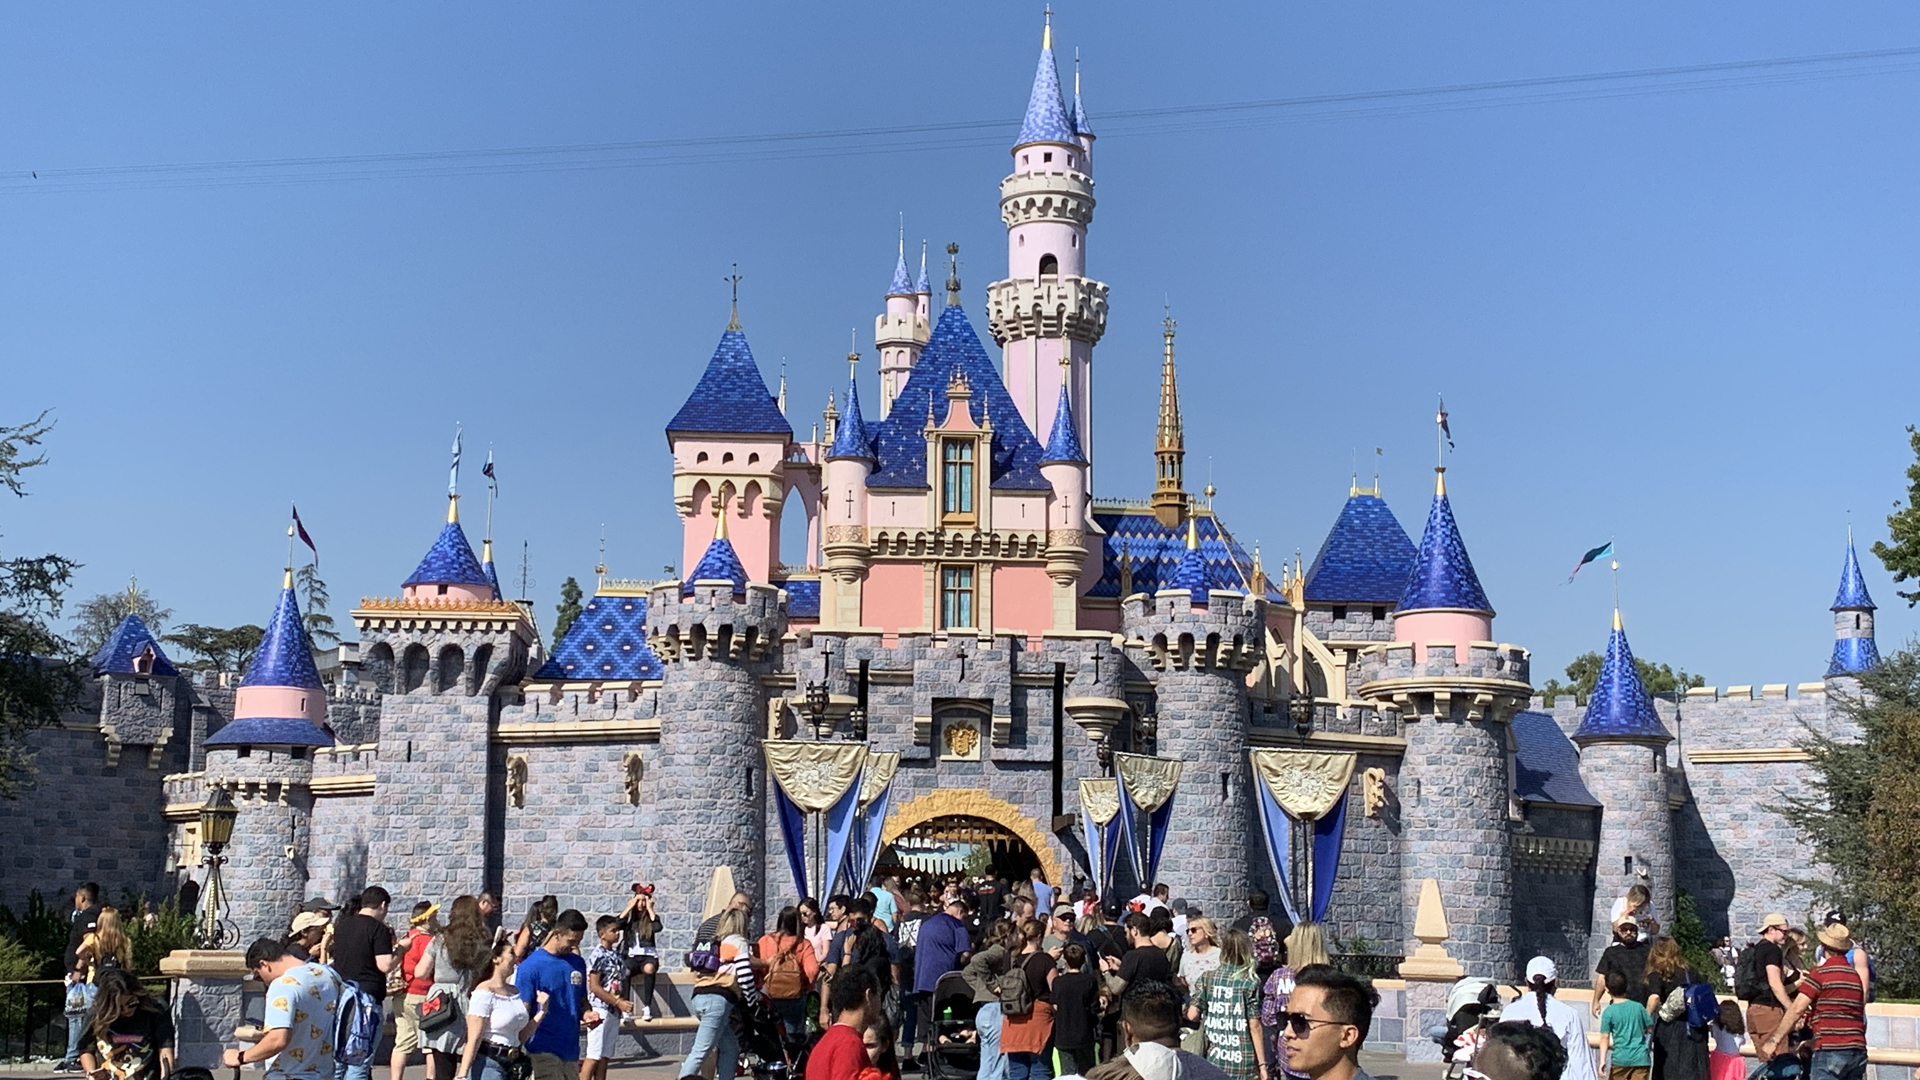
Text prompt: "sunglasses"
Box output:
[[1278, 1011, 1346, 1037]]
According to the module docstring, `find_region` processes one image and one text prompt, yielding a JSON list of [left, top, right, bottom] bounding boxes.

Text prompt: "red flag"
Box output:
[[292, 505, 319, 567]]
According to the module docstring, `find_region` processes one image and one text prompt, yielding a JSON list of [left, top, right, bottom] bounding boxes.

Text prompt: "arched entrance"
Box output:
[[880, 790, 1062, 885]]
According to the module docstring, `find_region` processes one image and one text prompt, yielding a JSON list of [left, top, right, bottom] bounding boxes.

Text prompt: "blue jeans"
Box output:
[[334, 1057, 373, 1080], [1810, 1049, 1867, 1080], [679, 993, 738, 1080], [976, 1002, 1007, 1080], [474, 1056, 510, 1080], [64, 1012, 85, 1064], [1008, 1051, 1053, 1080]]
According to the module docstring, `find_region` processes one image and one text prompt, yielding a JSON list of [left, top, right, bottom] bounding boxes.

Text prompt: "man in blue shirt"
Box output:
[[1029, 870, 1055, 917], [910, 897, 973, 1062], [518, 909, 601, 1080]]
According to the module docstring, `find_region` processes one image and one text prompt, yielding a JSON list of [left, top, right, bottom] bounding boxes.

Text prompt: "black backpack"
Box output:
[[1734, 942, 1765, 1001]]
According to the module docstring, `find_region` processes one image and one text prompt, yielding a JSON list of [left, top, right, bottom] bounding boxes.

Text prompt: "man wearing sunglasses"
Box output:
[[1279, 966, 1379, 1080]]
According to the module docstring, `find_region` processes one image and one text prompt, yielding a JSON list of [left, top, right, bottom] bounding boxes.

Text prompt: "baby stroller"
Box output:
[[926, 971, 982, 1080], [1432, 978, 1503, 1080], [739, 996, 796, 1080]]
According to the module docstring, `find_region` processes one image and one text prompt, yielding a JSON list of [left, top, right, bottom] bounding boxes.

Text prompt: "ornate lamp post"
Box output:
[[1137, 713, 1158, 757], [196, 787, 238, 949], [1095, 737, 1113, 774], [848, 706, 868, 742], [1290, 688, 1316, 740]]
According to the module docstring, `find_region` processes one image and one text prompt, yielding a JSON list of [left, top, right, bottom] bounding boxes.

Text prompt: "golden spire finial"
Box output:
[[714, 492, 731, 541], [1059, 354, 1071, 385], [1151, 301, 1187, 527], [482, 538, 493, 564], [447, 494, 460, 523], [1434, 466, 1446, 498], [1043, 5, 1052, 50], [1185, 509, 1198, 551], [1613, 608, 1623, 632], [848, 329, 860, 379]]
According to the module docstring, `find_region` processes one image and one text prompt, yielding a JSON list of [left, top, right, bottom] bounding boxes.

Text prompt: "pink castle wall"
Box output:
[[1393, 609, 1494, 663], [863, 563, 924, 632], [992, 565, 1054, 635]]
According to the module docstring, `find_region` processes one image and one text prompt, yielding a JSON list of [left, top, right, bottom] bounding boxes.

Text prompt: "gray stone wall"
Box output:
[[1678, 758, 1812, 940], [1579, 740, 1673, 966], [1400, 706, 1513, 978], [1322, 753, 1402, 951], [365, 694, 497, 912], [203, 747, 315, 943], [307, 793, 375, 908], [1513, 805, 1599, 980], [499, 741, 654, 918]]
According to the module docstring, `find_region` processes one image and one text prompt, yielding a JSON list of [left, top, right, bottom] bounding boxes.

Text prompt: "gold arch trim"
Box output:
[[881, 788, 1063, 885]]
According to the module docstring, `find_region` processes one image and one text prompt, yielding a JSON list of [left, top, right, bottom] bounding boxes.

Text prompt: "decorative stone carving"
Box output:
[[622, 751, 644, 806], [942, 719, 981, 761], [1363, 767, 1388, 818], [506, 753, 528, 809]]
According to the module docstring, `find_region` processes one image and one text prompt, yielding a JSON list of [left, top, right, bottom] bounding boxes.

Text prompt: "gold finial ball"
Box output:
[[1203, 484, 1216, 499]]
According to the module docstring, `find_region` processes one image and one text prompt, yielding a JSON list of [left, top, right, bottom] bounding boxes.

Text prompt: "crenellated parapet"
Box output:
[[1121, 590, 1265, 674], [999, 168, 1095, 228], [985, 276, 1109, 347], [1357, 641, 1532, 723], [644, 581, 786, 664]]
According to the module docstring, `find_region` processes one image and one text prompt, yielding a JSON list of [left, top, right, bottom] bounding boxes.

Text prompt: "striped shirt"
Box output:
[[1802, 953, 1867, 1051]]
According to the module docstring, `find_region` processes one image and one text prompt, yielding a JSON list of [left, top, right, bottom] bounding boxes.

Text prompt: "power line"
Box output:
[[6, 42, 1919, 195]]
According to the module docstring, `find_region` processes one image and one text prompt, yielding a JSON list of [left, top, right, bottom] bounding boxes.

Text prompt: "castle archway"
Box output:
[[881, 789, 1061, 885]]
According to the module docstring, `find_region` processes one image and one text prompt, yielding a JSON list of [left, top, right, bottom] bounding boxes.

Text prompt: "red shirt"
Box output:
[[402, 932, 434, 996], [805, 1023, 872, 1080], [1801, 953, 1867, 1051]]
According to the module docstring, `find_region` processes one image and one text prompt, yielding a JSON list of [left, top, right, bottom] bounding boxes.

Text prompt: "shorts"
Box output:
[[1610, 1067, 1650, 1080], [394, 993, 428, 1054], [585, 1009, 623, 1060], [1747, 1002, 1787, 1049], [529, 1052, 574, 1080]]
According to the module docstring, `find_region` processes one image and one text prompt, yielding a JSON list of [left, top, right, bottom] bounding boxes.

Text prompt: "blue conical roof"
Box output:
[[1072, 86, 1092, 137], [1573, 617, 1672, 742], [889, 251, 914, 297], [1041, 381, 1086, 464], [1167, 543, 1213, 604], [91, 614, 179, 677], [405, 519, 492, 588], [828, 376, 875, 460], [1833, 536, 1875, 611], [484, 557, 502, 600], [1016, 37, 1077, 148], [1305, 494, 1417, 605], [665, 328, 794, 438], [683, 534, 750, 596], [241, 586, 324, 690], [916, 259, 929, 294], [1397, 473, 1492, 614], [1829, 636, 1881, 677]]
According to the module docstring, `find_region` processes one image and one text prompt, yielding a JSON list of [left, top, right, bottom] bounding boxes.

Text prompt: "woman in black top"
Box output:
[[1643, 937, 1707, 1080], [1050, 943, 1102, 1076], [79, 969, 175, 1080]]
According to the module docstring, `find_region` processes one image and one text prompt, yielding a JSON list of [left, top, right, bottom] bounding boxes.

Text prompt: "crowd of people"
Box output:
[[42, 872, 1882, 1080]]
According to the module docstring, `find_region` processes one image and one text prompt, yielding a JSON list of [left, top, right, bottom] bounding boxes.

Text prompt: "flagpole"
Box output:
[[485, 448, 496, 544], [1611, 541, 1620, 613], [285, 524, 295, 578]]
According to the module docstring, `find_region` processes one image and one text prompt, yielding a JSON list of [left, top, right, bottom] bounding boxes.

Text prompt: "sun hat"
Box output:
[[291, 911, 331, 934], [1758, 912, 1789, 933], [1525, 956, 1558, 983], [1817, 923, 1853, 952]]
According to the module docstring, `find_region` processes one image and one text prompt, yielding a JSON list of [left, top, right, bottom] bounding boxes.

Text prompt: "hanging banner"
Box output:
[[1078, 778, 1122, 899], [773, 781, 810, 901], [824, 773, 864, 897], [1114, 753, 1182, 888], [1249, 749, 1355, 819], [1254, 775, 1303, 925], [1249, 749, 1357, 925], [1310, 790, 1349, 922], [763, 741, 868, 811], [848, 751, 901, 891]]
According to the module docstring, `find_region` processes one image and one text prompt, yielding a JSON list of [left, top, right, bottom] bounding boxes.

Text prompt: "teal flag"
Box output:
[[1567, 541, 1613, 583]]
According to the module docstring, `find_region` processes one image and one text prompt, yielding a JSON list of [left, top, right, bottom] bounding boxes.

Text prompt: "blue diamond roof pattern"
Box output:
[[1041, 382, 1086, 465], [205, 715, 334, 748], [829, 377, 876, 460], [241, 587, 324, 690], [1305, 494, 1416, 605], [1573, 625, 1672, 742], [916, 261, 929, 293], [1166, 544, 1217, 603], [1016, 43, 1078, 148], [1511, 710, 1600, 807], [1828, 635, 1881, 677], [684, 535, 750, 596], [1072, 89, 1092, 137], [532, 593, 665, 681], [665, 328, 794, 439], [866, 305, 1051, 492], [405, 520, 492, 588], [1088, 510, 1279, 602], [484, 559, 502, 600], [889, 252, 914, 296], [1833, 538, 1876, 611], [782, 579, 821, 619], [1398, 485, 1493, 613], [90, 615, 179, 677]]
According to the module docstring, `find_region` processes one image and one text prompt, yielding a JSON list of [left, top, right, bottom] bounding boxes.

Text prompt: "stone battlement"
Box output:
[[645, 581, 785, 664], [1357, 641, 1532, 723]]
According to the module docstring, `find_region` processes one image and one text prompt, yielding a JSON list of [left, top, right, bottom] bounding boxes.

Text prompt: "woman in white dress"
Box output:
[[1497, 956, 1598, 1080]]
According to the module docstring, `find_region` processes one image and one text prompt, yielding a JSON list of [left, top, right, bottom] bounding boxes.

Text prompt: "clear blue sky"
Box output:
[[5, 2, 1920, 687]]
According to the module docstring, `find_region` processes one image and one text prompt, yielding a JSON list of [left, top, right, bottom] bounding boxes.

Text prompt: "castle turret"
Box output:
[[987, 12, 1107, 455], [667, 311, 794, 583], [646, 522, 786, 950], [1150, 315, 1186, 528], [1828, 531, 1880, 677], [1040, 369, 1089, 629], [1573, 610, 1674, 961], [1123, 512, 1261, 915], [823, 357, 875, 629], [876, 232, 931, 419], [202, 570, 332, 941], [1361, 466, 1530, 978]]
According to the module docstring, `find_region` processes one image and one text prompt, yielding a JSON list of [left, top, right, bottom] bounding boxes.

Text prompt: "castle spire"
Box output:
[[917, 240, 930, 294], [1041, 363, 1087, 465], [1573, 609, 1672, 743], [1151, 308, 1187, 528], [1829, 527, 1881, 675], [1072, 48, 1092, 137], [1397, 465, 1491, 615], [1015, 8, 1076, 149], [829, 343, 874, 461], [888, 217, 914, 297], [205, 563, 331, 748]]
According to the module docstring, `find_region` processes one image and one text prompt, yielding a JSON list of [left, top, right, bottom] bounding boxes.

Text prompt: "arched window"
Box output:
[[365, 643, 396, 694], [401, 644, 430, 693], [468, 643, 494, 696], [435, 645, 464, 693], [1038, 254, 1058, 278]]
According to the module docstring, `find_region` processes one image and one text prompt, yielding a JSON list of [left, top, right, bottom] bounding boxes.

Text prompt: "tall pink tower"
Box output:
[[987, 12, 1108, 475], [875, 228, 931, 419]]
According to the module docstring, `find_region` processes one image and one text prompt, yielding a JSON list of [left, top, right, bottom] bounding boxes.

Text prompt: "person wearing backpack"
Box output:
[[1738, 915, 1797, 1056], [1001, 919, 1057, 1080], [1644, 937, 1708, 1080], [963, 919, 1019, 1080], [755, 906, 819, 1046], [224, 936, 346, 1080]]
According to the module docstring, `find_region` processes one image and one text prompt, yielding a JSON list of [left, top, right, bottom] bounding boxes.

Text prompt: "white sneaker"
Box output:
[[640, 1007, 653, 1021]]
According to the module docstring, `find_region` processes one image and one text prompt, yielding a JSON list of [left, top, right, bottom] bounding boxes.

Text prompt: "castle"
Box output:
[[0, 19, 1884, 994]]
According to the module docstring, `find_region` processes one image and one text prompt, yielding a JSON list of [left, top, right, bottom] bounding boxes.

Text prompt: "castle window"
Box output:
[[697, 451, 708, 463], [723, 452, 734, 463], [1038, 254, 1058, 278], [1856, 613, 1862, 629], [1022, 154, 1029, 165], [748, 453, 759, 465], [1071, 234, 1077, 247], [1044, 151, 1053, 163], [1068, 154, 1075, 168], [436, 584, 448, 596], [1331, 605, 1347, 622], [941, 439, 975, 520], [941, 566, 976, 629], [1373, 606, 1386, 621]]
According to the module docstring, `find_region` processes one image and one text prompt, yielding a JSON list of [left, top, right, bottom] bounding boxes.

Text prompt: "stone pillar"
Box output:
[[1399, 879, 1465, 1064], [1122, 589, 1262, 918], [1398, 704, 1513, 978], [646, 581, 785, 954], [1578, 739, 1672, 965], [161, 950, 250, 1070], [203, 751, 313, 944]]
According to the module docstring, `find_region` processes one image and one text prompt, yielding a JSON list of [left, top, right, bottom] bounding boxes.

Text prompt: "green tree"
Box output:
[[0, 412, 85, 798], [1781, 645, 1920, 997], [0, 890, 70, 978], [1541, 651, 1704, 705], [1873, 426, 1920, 606], [1671, 889, 1723, 991], [120, 891, 197, 975], [71, 579, 172, 654], [162, 623, 267, 672], [554, 576, 584, 643], [296, 563, 339, 649]]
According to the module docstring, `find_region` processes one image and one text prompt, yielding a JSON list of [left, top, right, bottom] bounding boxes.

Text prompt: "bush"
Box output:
[[122, 893, 196, 975], [0, 891, 68, 979]]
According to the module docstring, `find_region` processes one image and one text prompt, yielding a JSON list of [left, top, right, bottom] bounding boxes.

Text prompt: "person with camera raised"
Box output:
[[618, 884, 663, 1021]]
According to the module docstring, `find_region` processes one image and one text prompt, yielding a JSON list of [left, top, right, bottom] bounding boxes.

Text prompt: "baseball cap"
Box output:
[[291, 911, 331, 934], [1758, 912, 1789, 933], [300, 897, 337, 913], [1525, 956, 1558, 983], [1052, 904, 1075, 920]]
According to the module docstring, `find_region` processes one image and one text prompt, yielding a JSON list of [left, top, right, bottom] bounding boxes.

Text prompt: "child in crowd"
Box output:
[[1599, 971, 1652, 1080], [583, 915, 633, 1079], [1049, 943, 1102, 1078], [1708, 1000, 1746, 1080]]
